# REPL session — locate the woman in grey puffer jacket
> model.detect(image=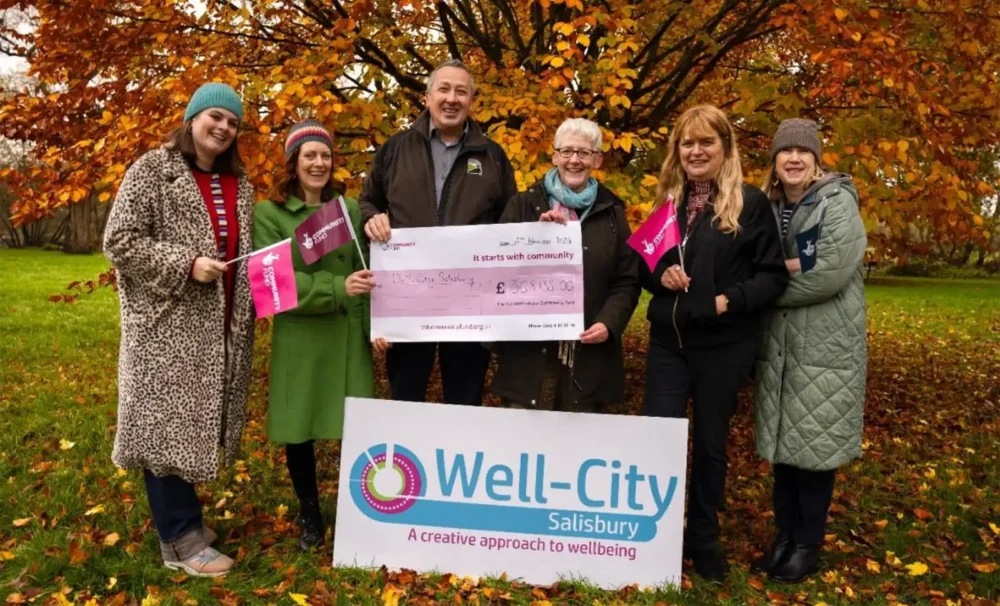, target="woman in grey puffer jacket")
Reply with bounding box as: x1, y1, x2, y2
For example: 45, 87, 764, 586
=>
752, 119, 867, 583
